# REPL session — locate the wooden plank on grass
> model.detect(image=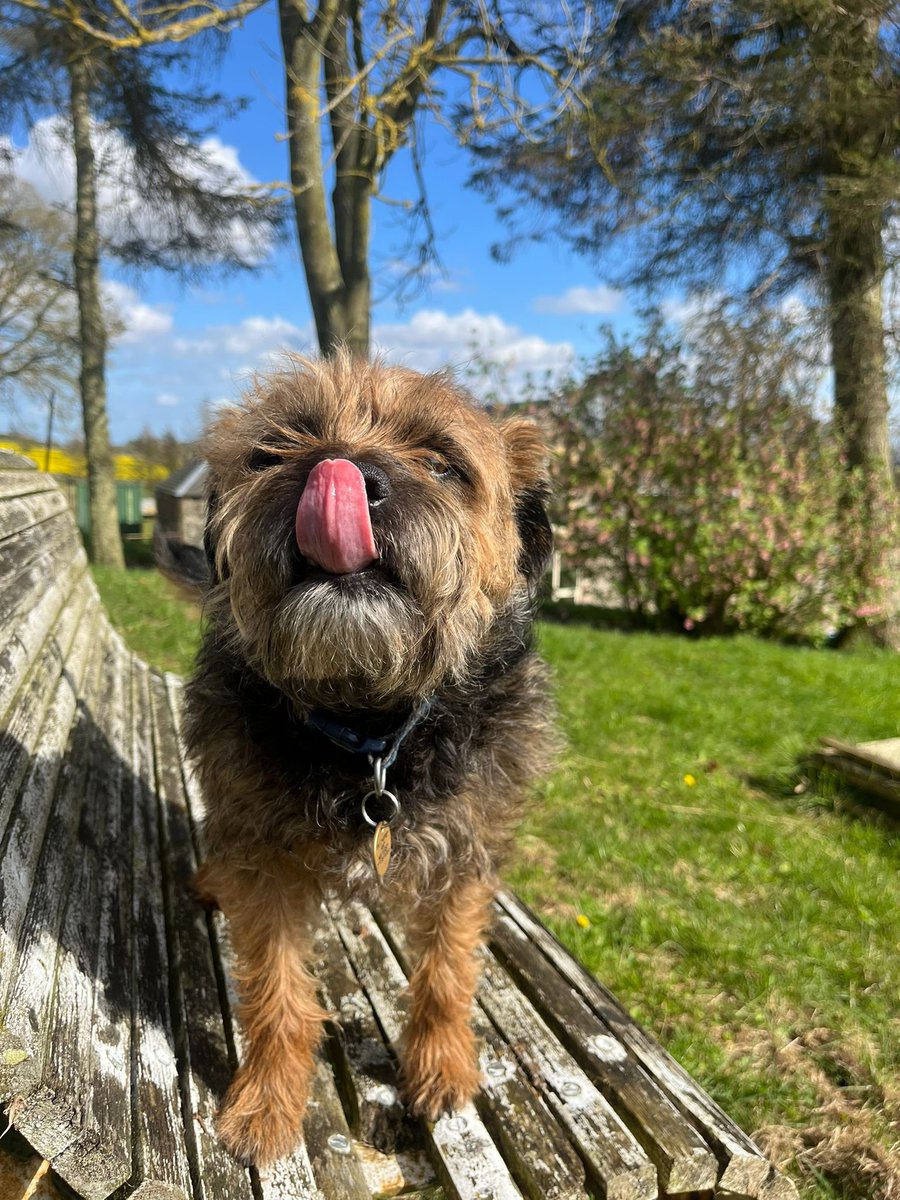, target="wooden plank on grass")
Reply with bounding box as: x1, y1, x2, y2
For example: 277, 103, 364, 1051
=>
330, 899, 525, 1200
821, 736, 900, 776
490, 909, 717, 1195
495, 891, 799, 1200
